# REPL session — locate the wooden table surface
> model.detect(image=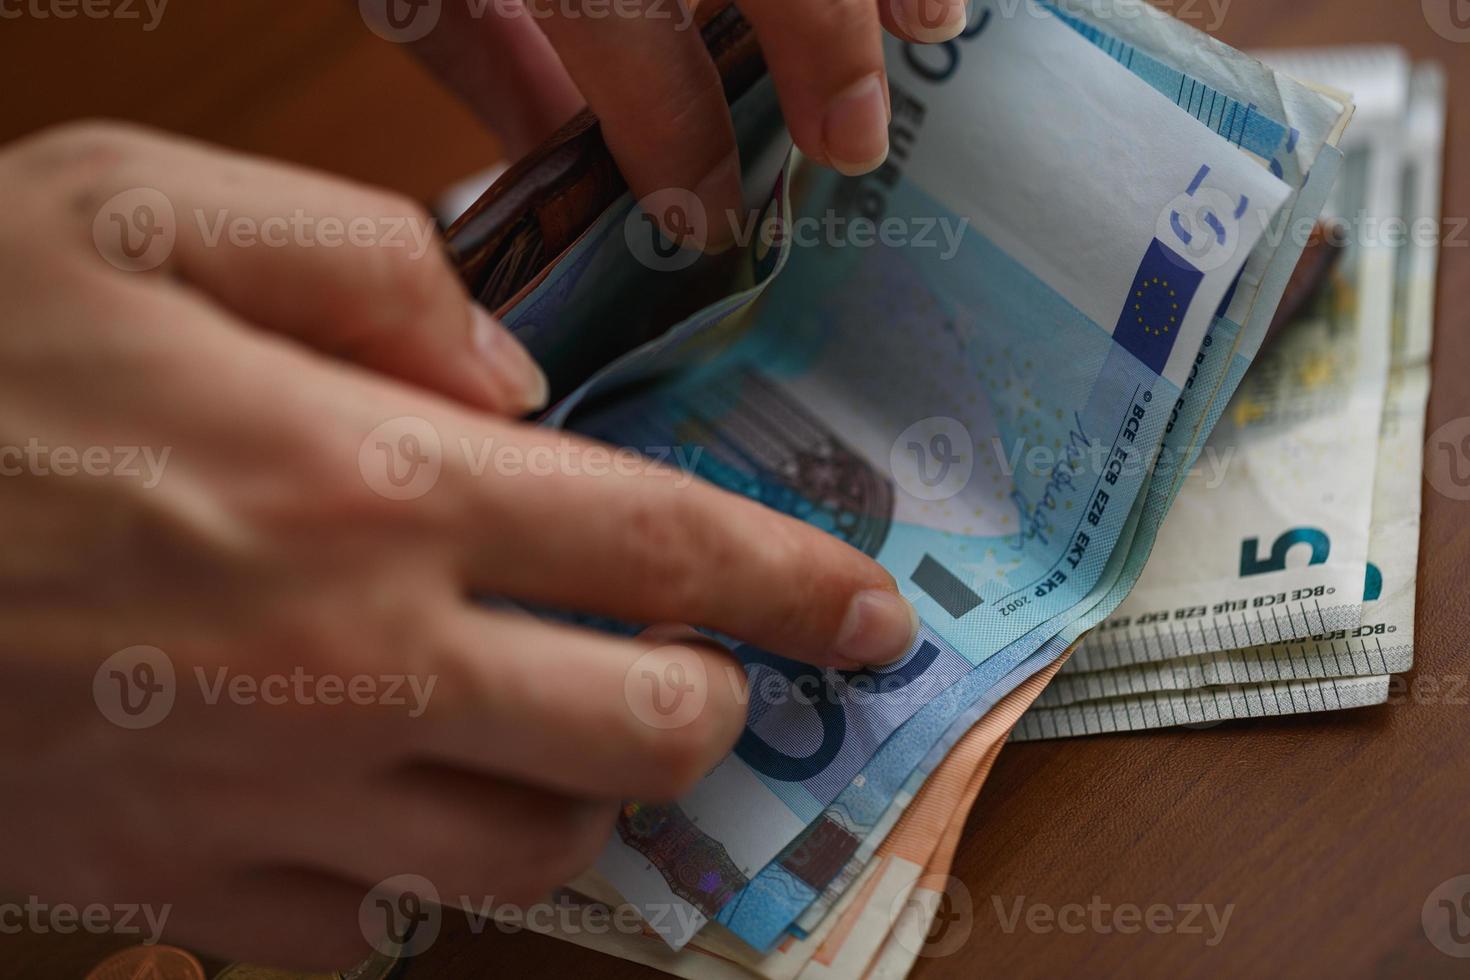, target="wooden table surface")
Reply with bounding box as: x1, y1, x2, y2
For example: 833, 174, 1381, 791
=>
2, 0, 1466, 977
